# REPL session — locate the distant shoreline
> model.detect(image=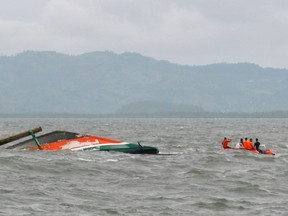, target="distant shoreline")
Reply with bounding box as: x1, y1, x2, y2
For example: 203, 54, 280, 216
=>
1, 112, 288, 118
